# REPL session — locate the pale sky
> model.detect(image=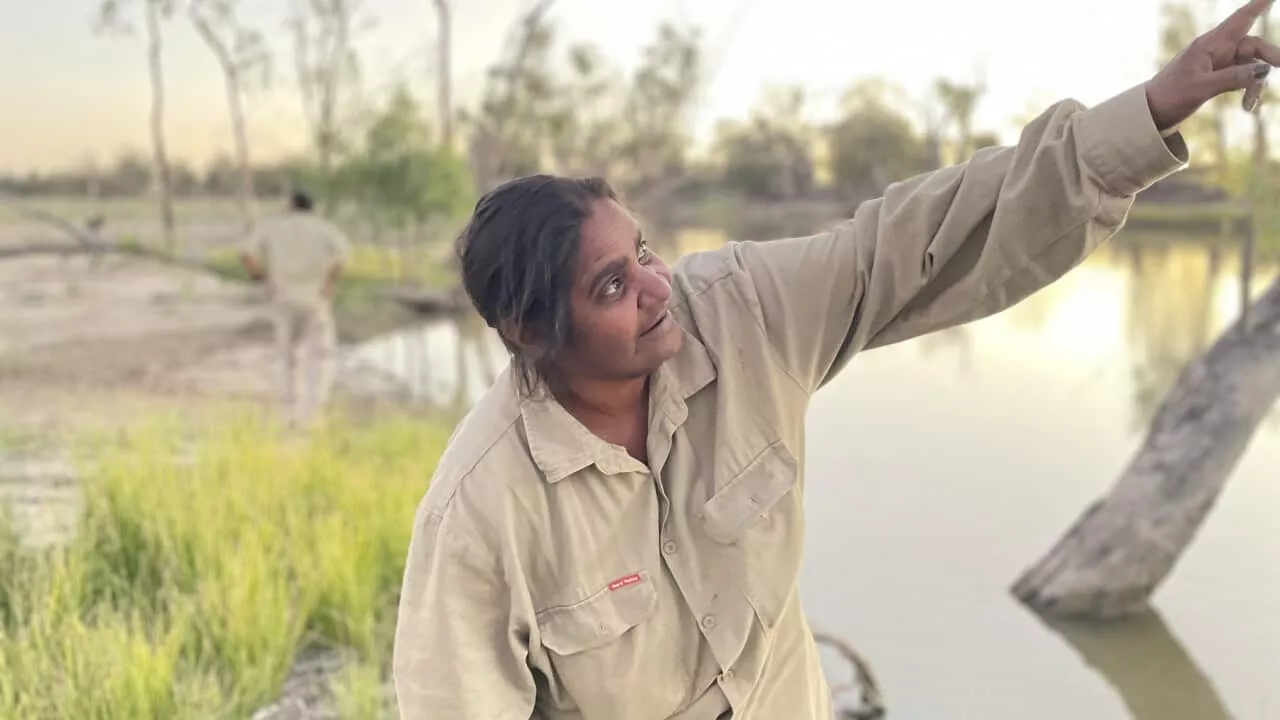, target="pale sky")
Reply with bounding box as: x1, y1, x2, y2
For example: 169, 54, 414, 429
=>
0, 0, 1189, 172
